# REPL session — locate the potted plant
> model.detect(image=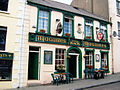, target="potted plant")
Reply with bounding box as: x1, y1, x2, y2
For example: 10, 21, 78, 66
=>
56, 64, 66, 72
40, 29, 45, 33
102, 39, 105, 41
65, 33, 71, 37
